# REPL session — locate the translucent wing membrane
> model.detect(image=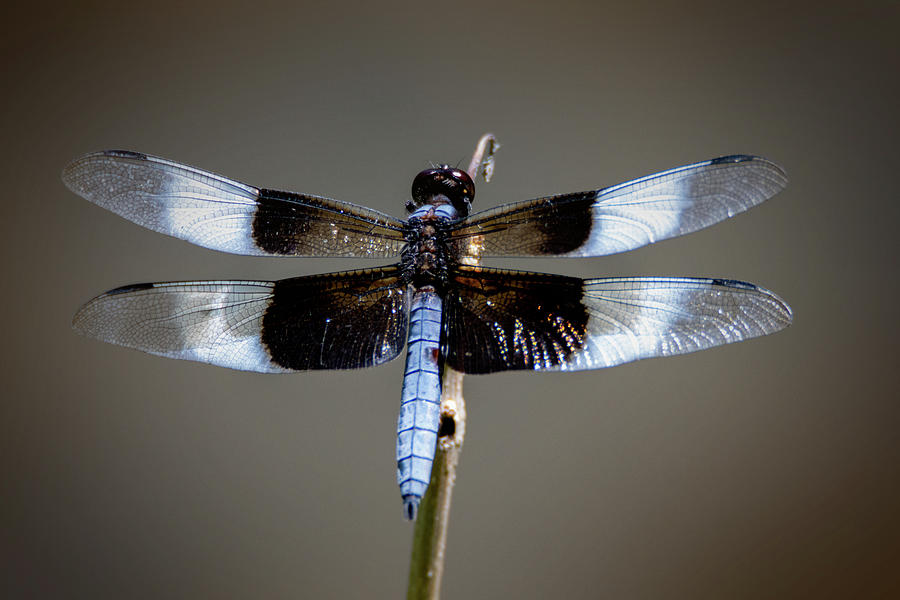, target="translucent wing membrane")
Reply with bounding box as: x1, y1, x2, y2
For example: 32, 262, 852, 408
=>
73, 267, 410, 372
62, 150, 407, 257
445, 266, 792, 374
450, 155, 787, 258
